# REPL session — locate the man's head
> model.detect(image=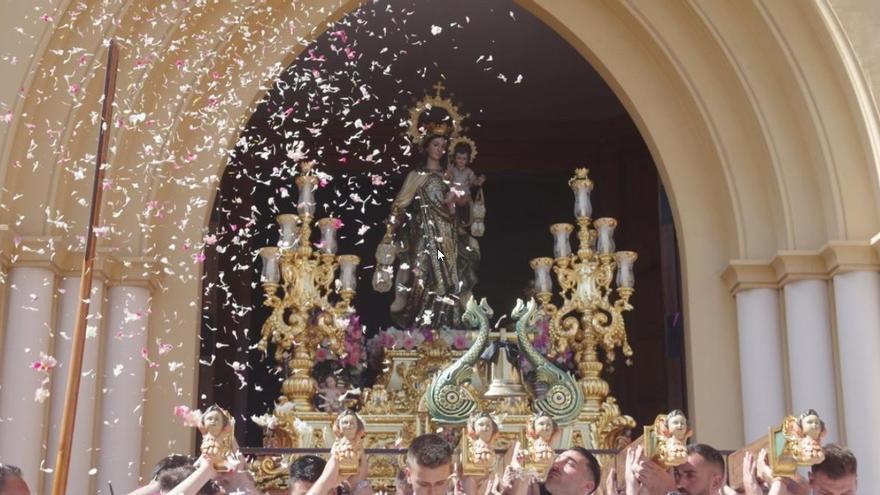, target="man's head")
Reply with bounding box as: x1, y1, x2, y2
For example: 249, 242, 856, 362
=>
158, 465, 219, 495
543, 447, 600, 495
151, 454, 195, 481
809, 444, 857, 495
289, 455, 327, 495
405, 433, 454, 495
0, 464, 29, 495
673, 444, 724, 495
